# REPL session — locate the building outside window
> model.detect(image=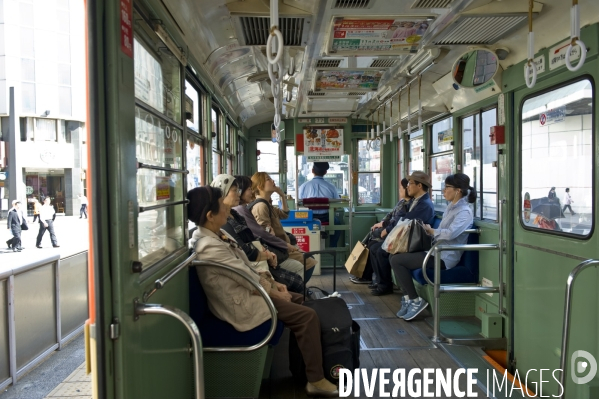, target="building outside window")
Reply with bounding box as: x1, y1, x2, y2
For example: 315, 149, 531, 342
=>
429, 118, 454, 212
357, 139, 380, 205
211, 108, 222, 180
